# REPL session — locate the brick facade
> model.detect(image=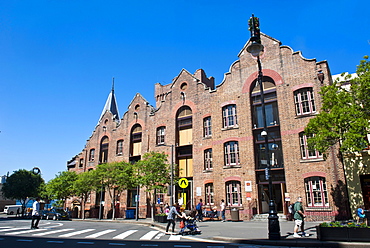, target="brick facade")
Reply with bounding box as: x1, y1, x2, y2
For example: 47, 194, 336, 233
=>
66, 33, 346, 221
